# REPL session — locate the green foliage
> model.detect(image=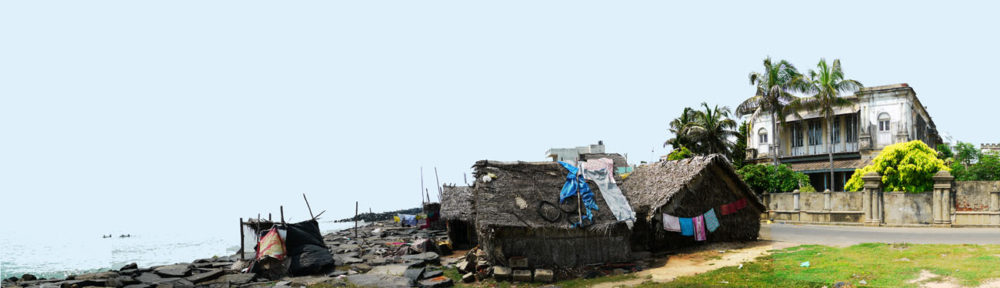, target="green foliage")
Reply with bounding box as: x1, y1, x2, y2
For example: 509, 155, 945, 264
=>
954, 141, 979, 167
737, 163, 813, 194
844, 141, 949, 193
937, 144, 954, 159
953, 152, 1000, 181
666, 146, 693, 161
731, 121, 749, 169
665, 103, 739, 162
